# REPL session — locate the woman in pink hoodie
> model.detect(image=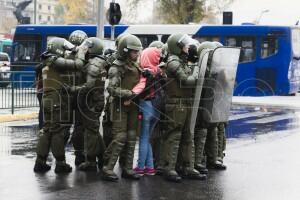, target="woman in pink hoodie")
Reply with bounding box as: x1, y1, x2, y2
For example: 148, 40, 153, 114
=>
132, 47, 161, 176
